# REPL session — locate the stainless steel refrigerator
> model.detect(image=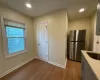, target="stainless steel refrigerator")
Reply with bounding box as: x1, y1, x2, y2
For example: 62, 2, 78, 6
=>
69, 30, 86, 62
